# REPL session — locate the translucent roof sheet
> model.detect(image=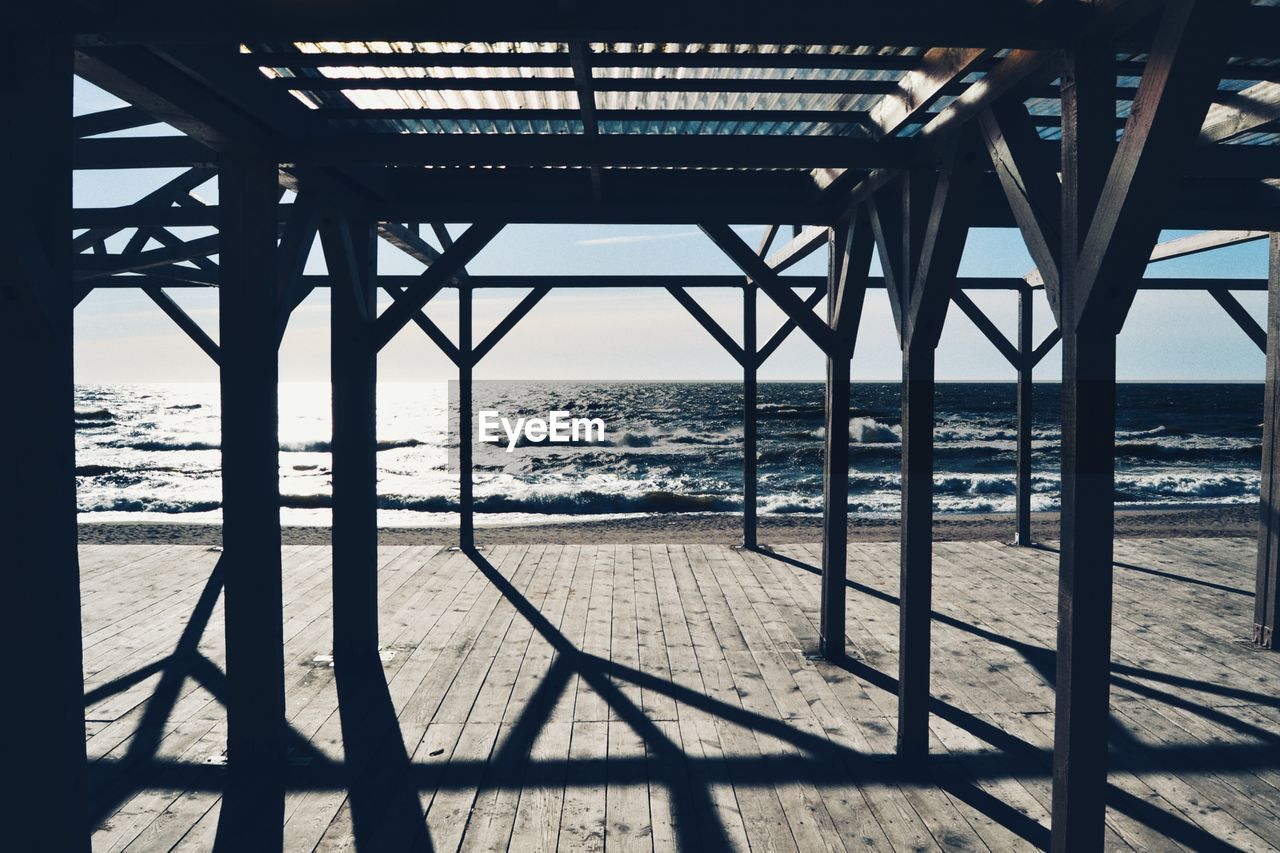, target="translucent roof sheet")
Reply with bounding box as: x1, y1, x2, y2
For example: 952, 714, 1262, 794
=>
236, 40, 1278, 153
